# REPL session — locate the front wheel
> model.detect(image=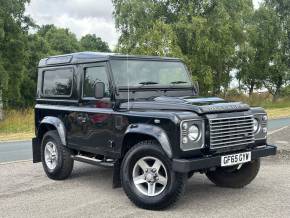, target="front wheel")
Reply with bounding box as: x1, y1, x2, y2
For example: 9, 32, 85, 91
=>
121, 141, 186, 210
206, 159, 260, 188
